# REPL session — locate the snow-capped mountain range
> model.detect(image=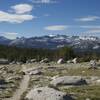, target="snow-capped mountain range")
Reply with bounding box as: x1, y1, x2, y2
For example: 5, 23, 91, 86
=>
0, 35, 100, 52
